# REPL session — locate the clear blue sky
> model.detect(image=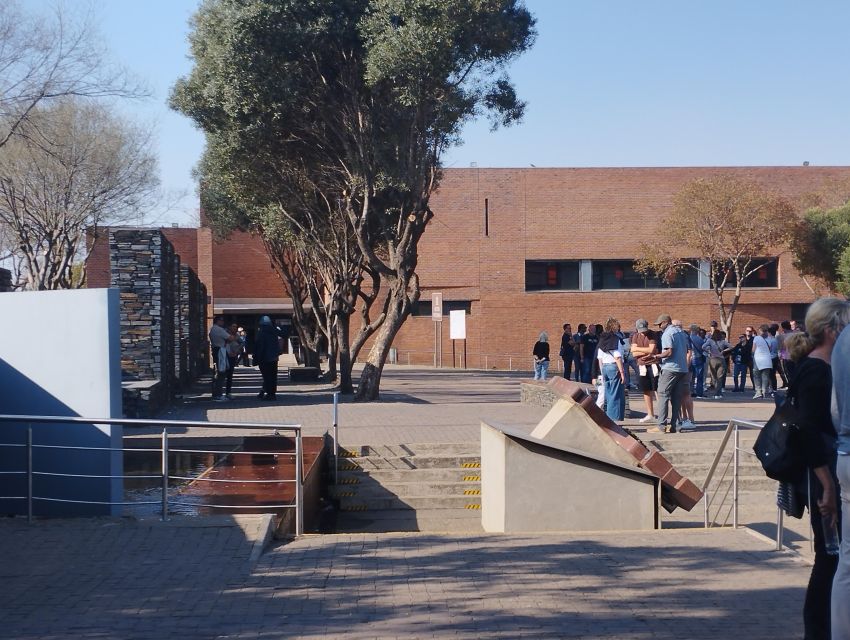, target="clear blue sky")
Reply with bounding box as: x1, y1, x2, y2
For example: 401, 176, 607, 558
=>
41, 0, 850, 225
